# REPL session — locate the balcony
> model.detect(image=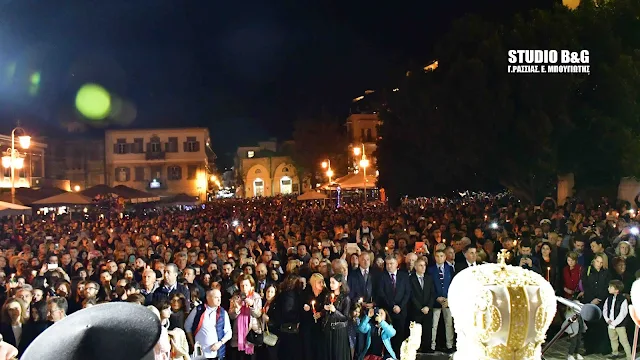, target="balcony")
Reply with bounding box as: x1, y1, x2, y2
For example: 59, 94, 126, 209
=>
145, 151, 165, 160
